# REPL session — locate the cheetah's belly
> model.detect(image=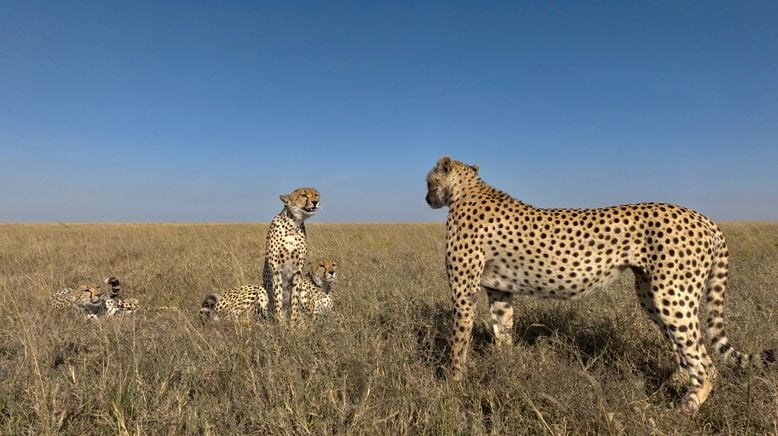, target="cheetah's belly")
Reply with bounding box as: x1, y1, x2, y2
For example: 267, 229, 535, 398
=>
480, 262, 624, 300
